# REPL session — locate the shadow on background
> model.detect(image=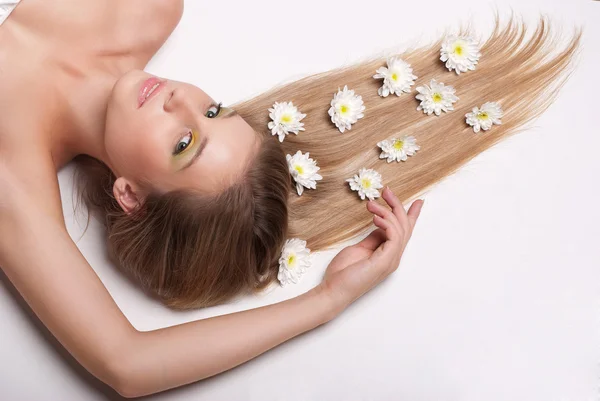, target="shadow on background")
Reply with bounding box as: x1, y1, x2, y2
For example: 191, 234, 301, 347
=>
0, 269, 126, 400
